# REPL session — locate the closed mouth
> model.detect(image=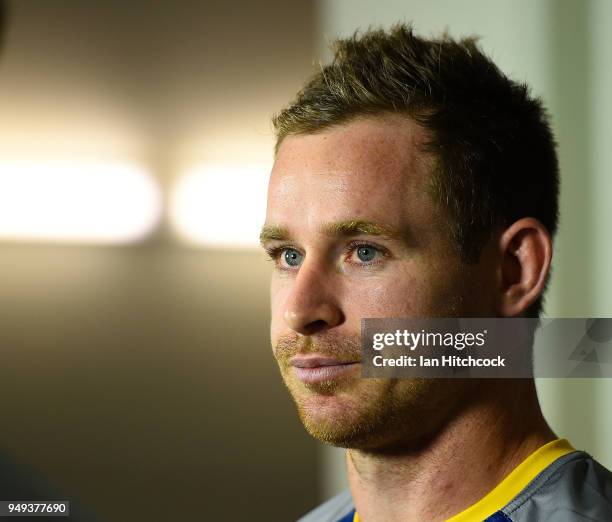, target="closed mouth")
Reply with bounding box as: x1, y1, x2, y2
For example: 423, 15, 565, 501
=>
289, 356, 361, 384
